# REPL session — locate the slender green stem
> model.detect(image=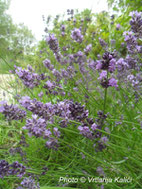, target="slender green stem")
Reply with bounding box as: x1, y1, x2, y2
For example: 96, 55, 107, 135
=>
103, 86, 108, 115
